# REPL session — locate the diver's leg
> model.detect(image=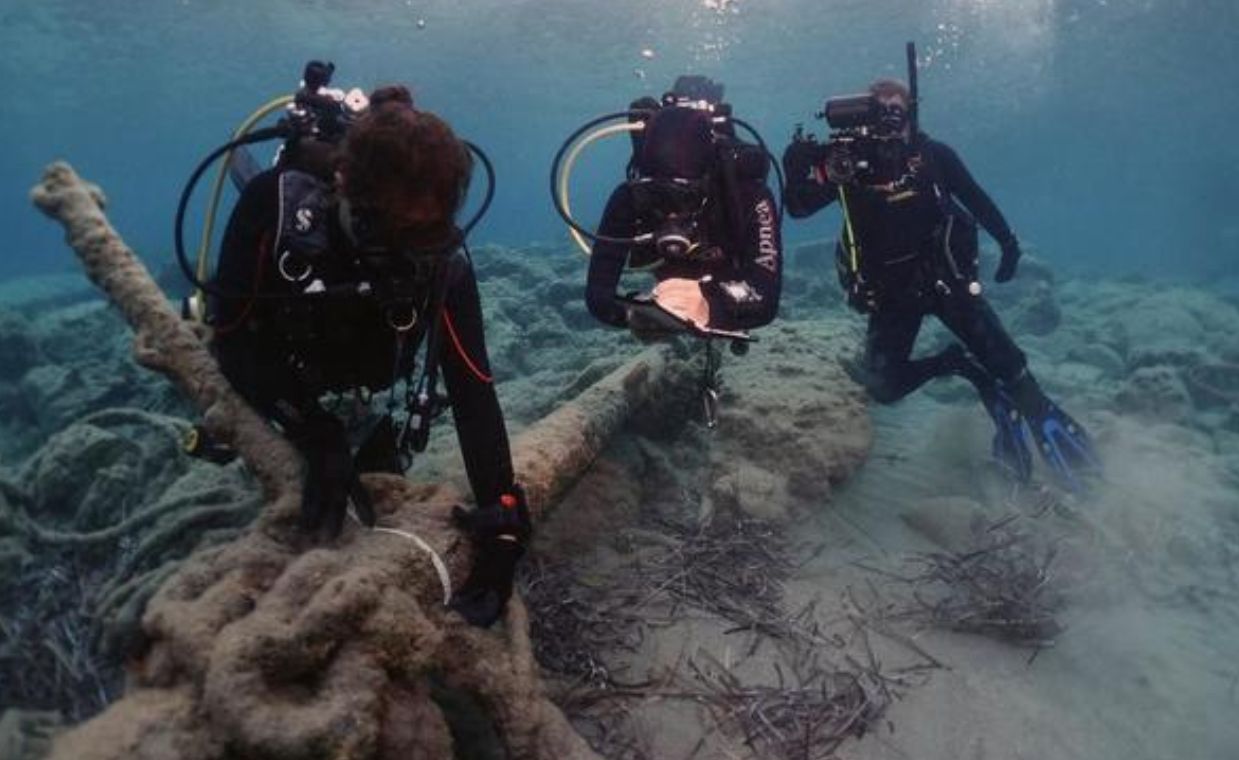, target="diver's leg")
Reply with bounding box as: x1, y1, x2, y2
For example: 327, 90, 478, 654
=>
934, 295, 1026, 387
846, 307, 958, 404
938, 295, 1098, 488
907, 295, 1032, 481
